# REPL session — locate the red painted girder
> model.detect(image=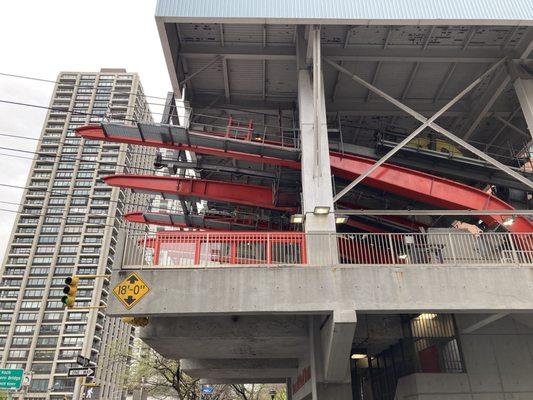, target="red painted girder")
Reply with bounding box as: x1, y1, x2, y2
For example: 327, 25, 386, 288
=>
338, 200, 428, 232
103, 175, 296, 212
125, 211, 281, 231
79, 125, 532, 233
77, 125, 300, 169
345, 219, 387, 233
329, 152, 533, 233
